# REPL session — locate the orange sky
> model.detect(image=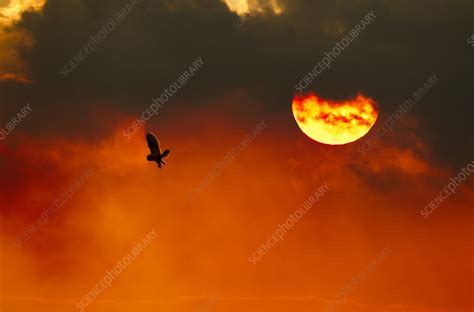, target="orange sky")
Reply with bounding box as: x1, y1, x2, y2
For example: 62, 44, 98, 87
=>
0, 0, 472, 310
0, 109, 472, 312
